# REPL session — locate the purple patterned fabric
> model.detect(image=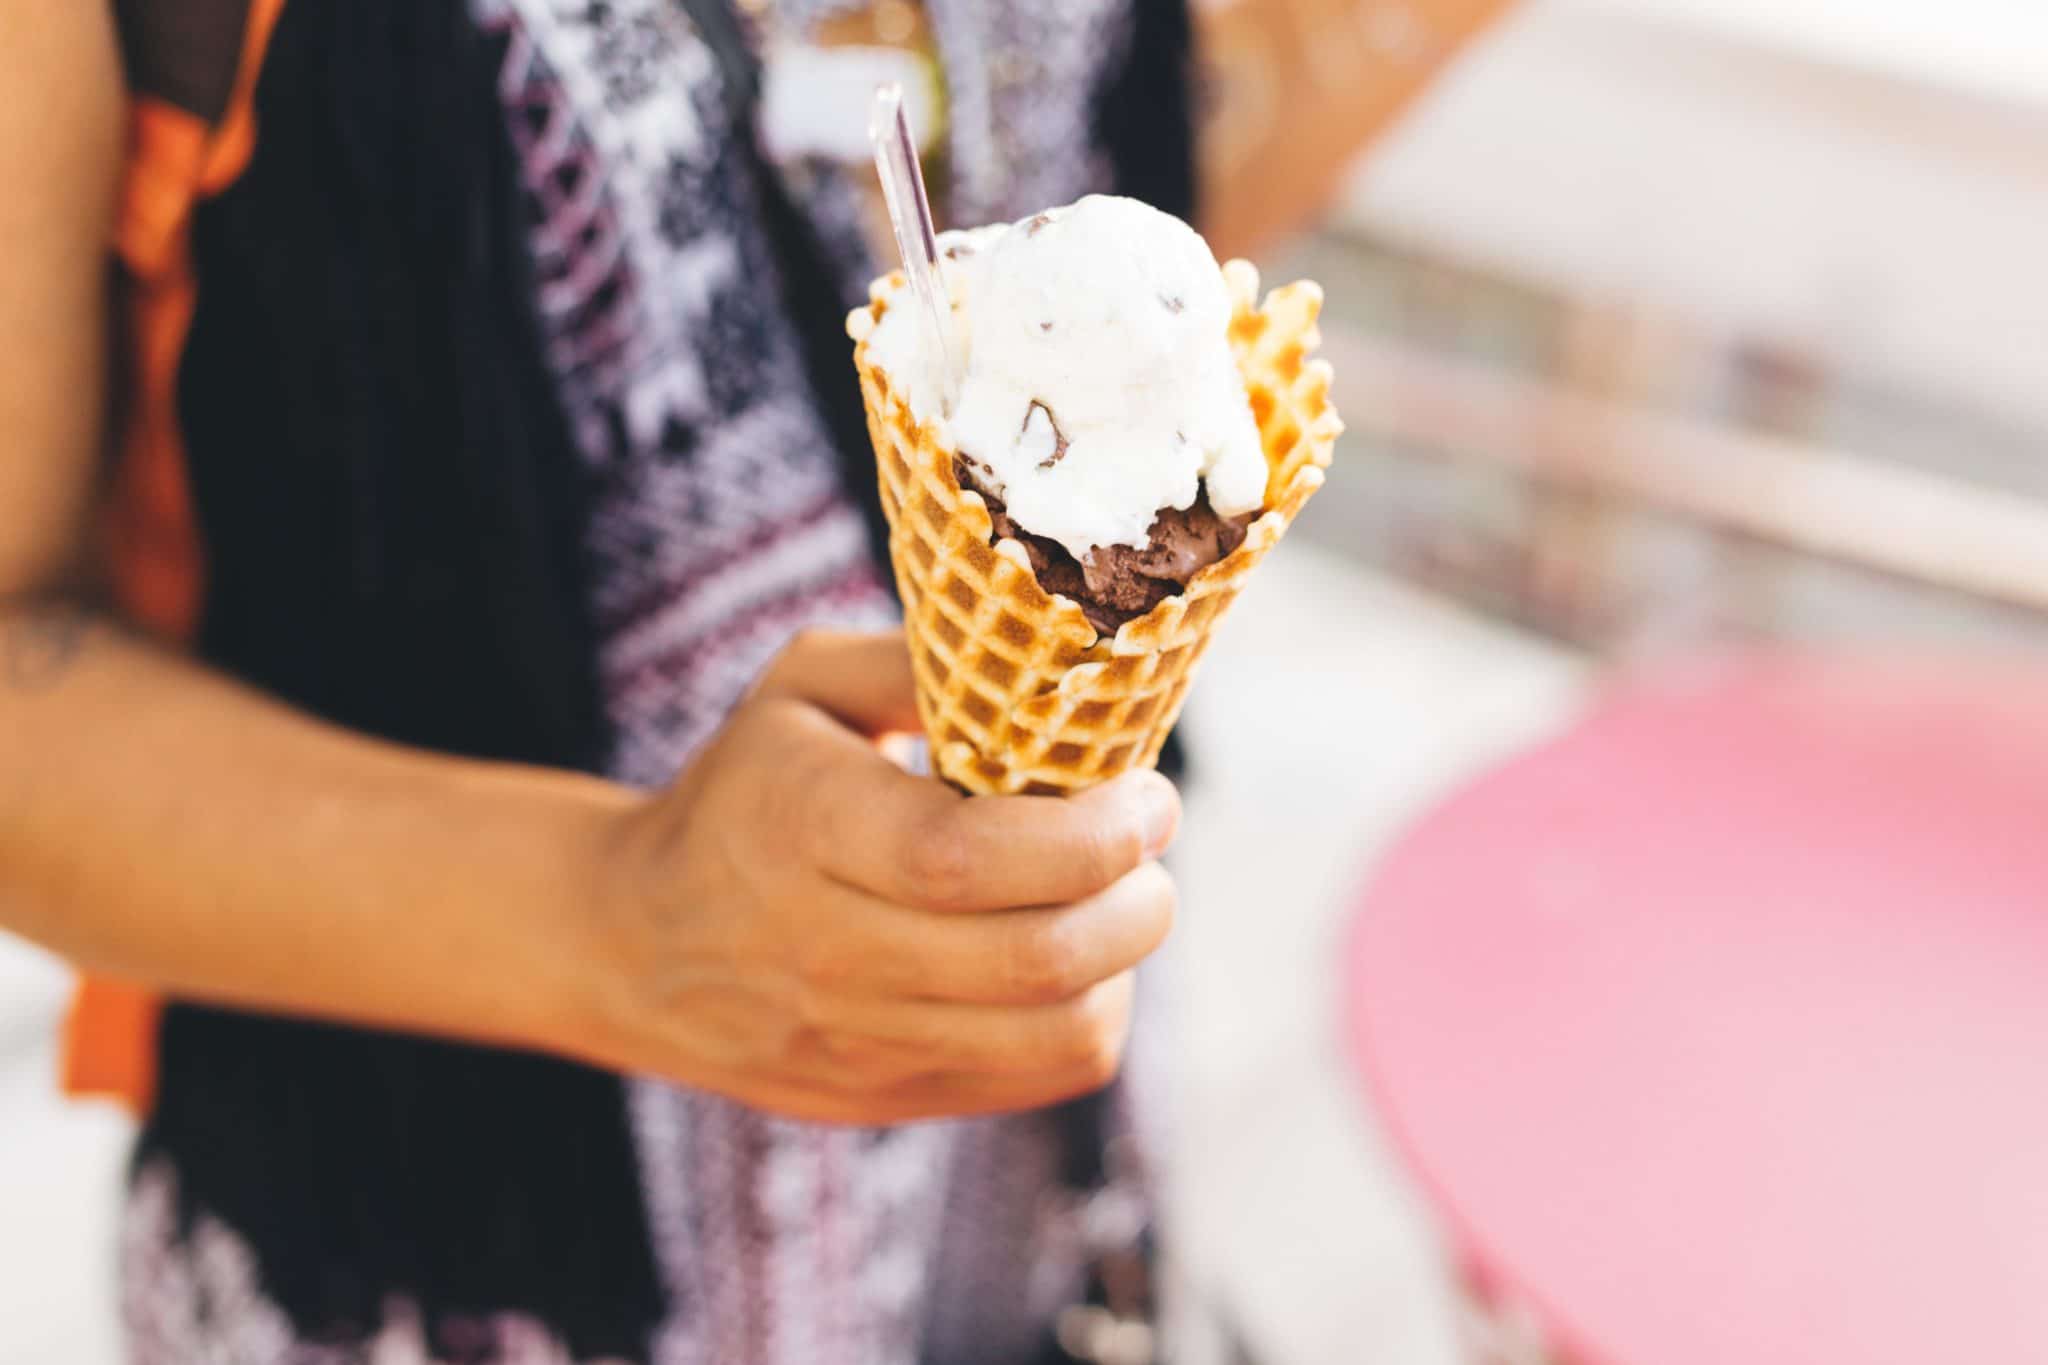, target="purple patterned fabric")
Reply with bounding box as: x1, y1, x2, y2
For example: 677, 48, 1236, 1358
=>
123, 2, 1151, 1361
